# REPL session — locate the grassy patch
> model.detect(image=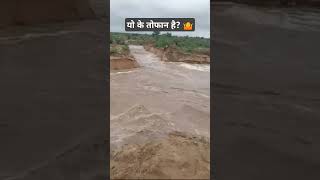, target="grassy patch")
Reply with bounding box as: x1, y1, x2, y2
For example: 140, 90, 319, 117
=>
110, 44, 129, 56
110, 32, 209, 55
